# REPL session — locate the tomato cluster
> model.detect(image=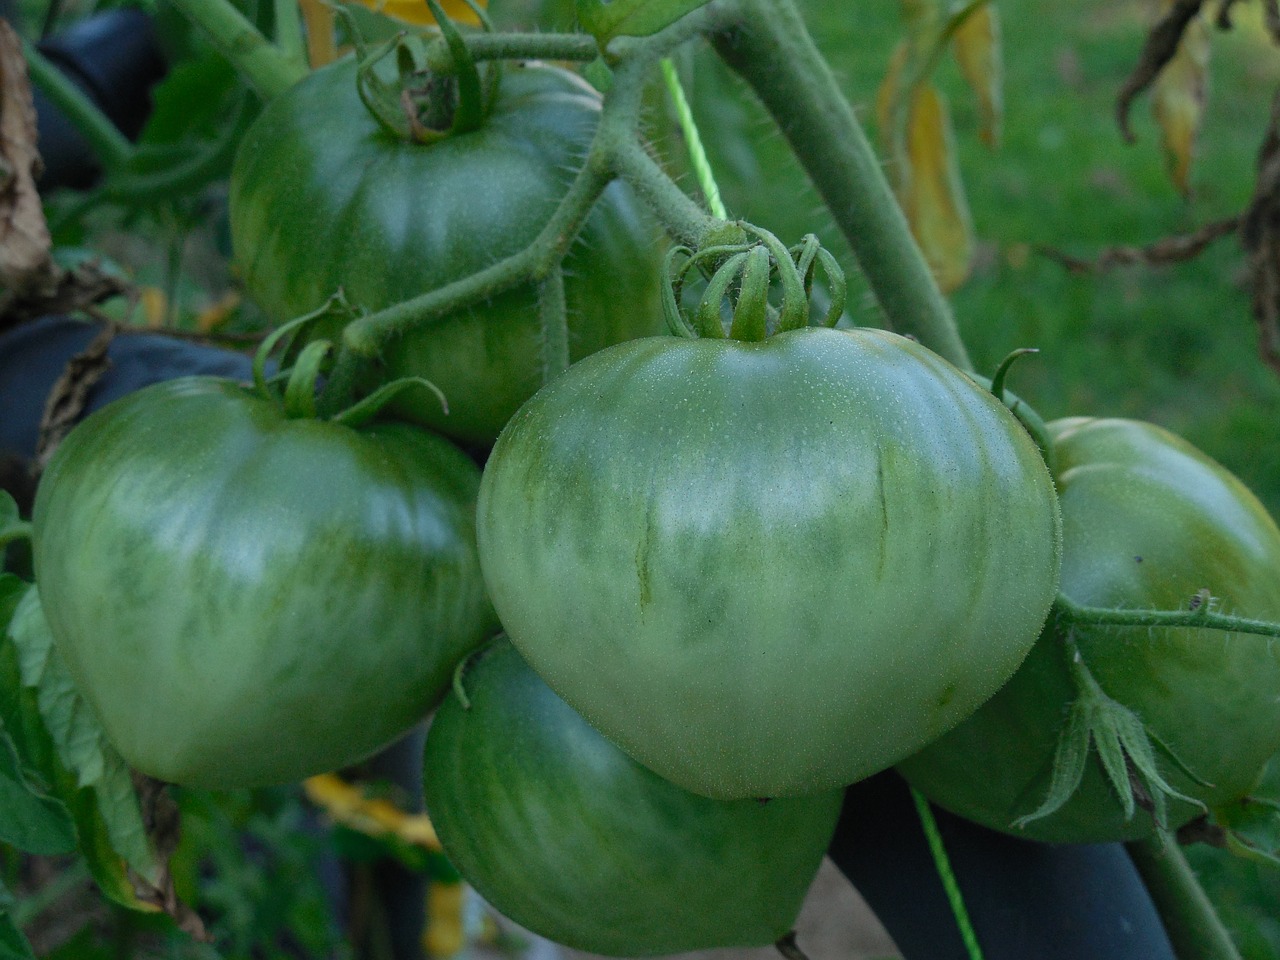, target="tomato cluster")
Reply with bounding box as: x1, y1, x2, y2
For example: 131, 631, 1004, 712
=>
25, 34, 1280, 957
